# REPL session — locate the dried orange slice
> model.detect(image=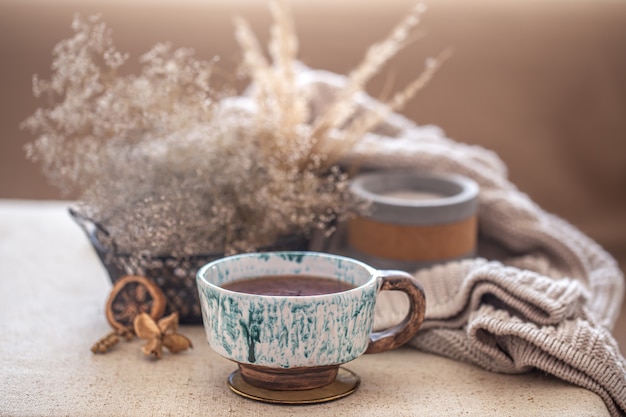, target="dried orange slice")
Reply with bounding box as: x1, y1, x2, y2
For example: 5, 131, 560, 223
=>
105, 275, 166, 332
